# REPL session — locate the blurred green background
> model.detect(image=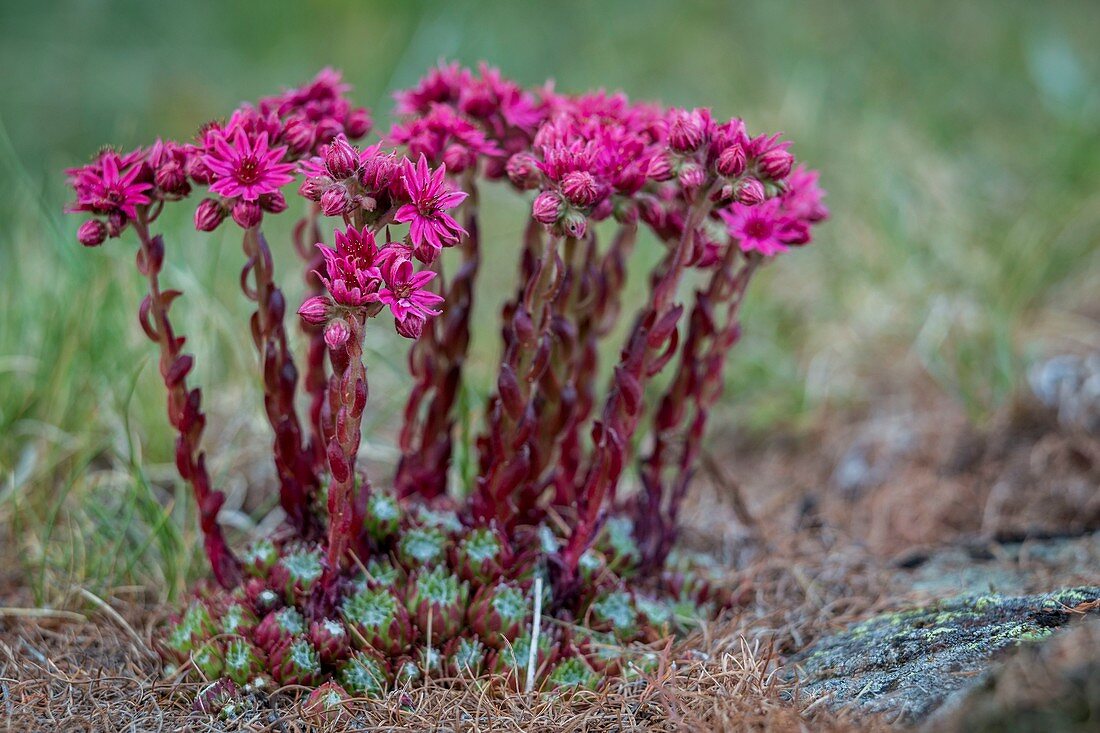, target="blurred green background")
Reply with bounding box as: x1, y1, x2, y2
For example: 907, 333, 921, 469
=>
1, 0, 1098, 602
